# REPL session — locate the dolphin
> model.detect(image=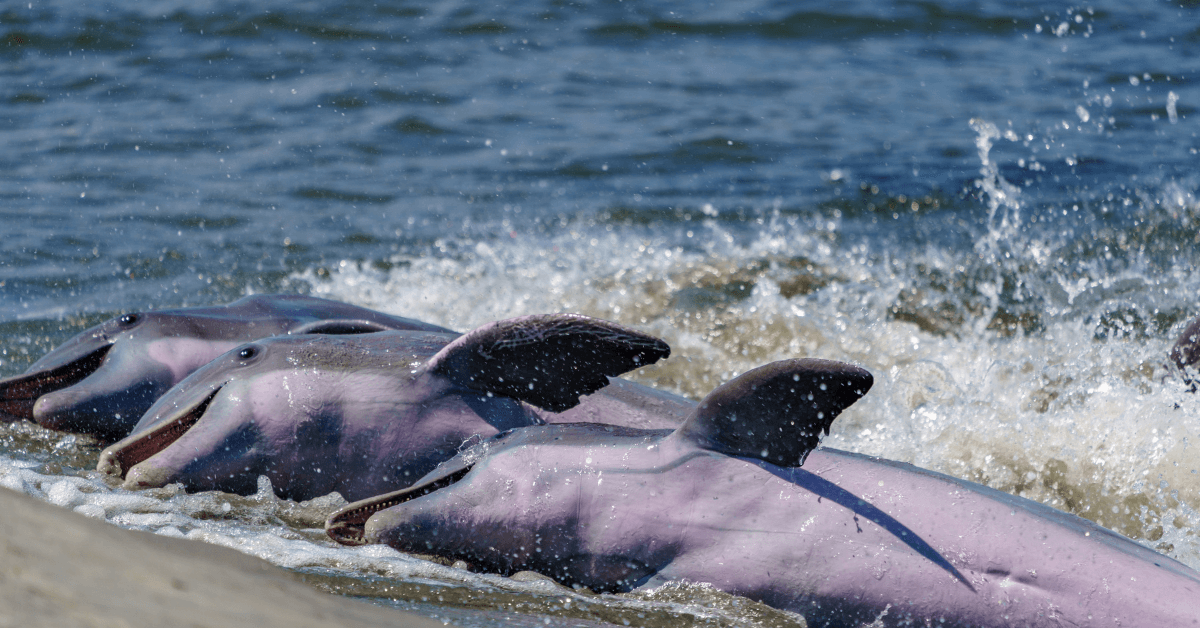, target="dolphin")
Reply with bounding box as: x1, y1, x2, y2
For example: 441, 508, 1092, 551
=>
97, 314, 685, 502
335, 359, 1200, 627
1170, 315, 1200, 391
0, 295, 451, 441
